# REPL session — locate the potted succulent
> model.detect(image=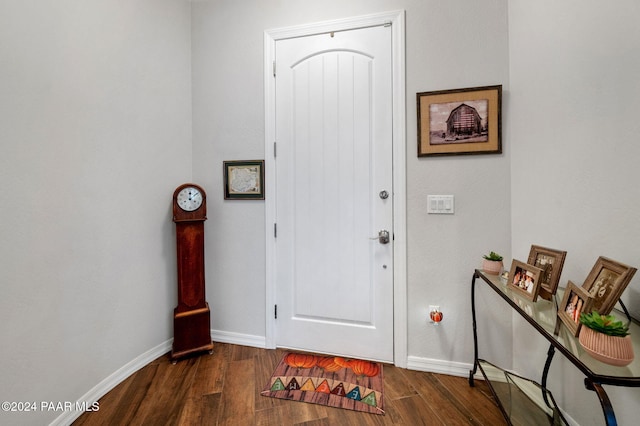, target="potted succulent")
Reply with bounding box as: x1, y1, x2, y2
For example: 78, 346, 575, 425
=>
482, 251, 504, 275
578, 311, 634, 366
